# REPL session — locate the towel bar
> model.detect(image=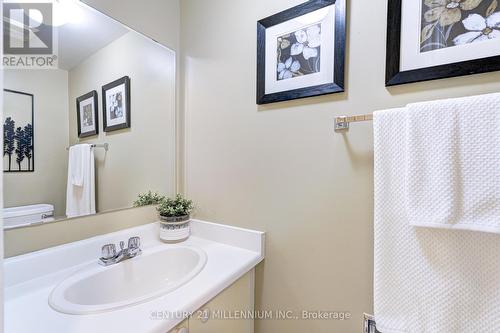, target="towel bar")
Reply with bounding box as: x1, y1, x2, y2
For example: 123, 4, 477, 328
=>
66, 143, 109, 151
